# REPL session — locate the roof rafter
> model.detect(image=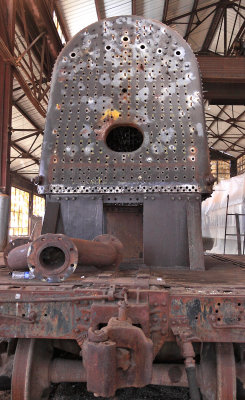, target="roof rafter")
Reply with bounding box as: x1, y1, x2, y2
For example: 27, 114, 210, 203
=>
201, 0, 225, 52
184, 0, 199, 41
